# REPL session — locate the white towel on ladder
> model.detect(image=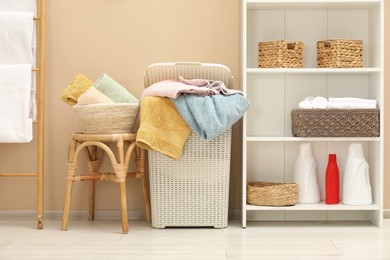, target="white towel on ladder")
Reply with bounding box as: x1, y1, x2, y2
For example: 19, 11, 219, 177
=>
0, 12, 34, 64
0, 0, 36, 13
0, 11, 36, 119
0, 65, 32, 143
